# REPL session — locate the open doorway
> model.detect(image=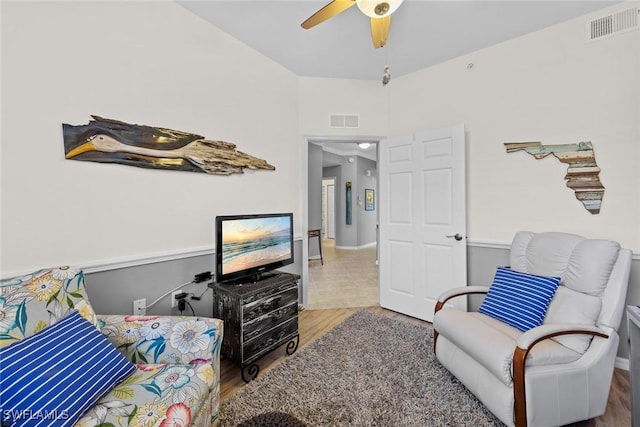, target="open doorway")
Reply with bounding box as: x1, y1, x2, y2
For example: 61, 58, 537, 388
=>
322, 178, 336, 240
306, 138, 380, 310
